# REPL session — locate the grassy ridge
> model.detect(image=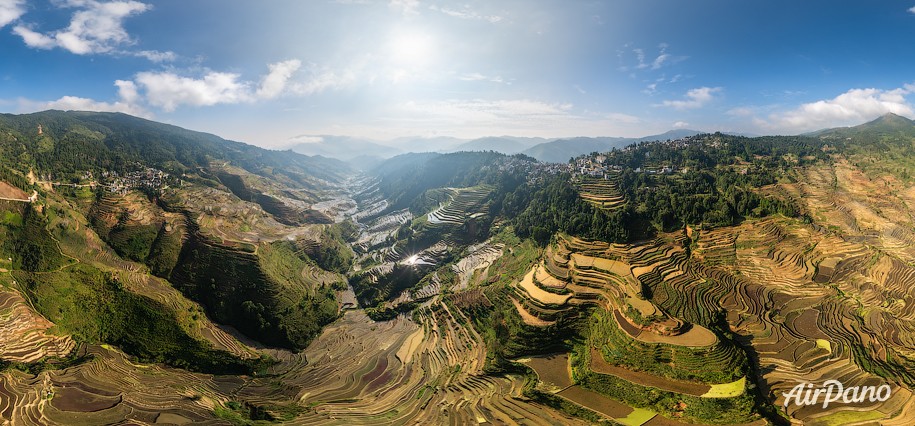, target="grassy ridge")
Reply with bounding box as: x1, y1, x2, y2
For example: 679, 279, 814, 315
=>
2, 204, 66, 272
589, 310, 747, 384
571, 343, 758, 424
107, 223, 160, 262
14, 264, 265, 375
146, 219, 186, 277
171, 237, 340, 350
